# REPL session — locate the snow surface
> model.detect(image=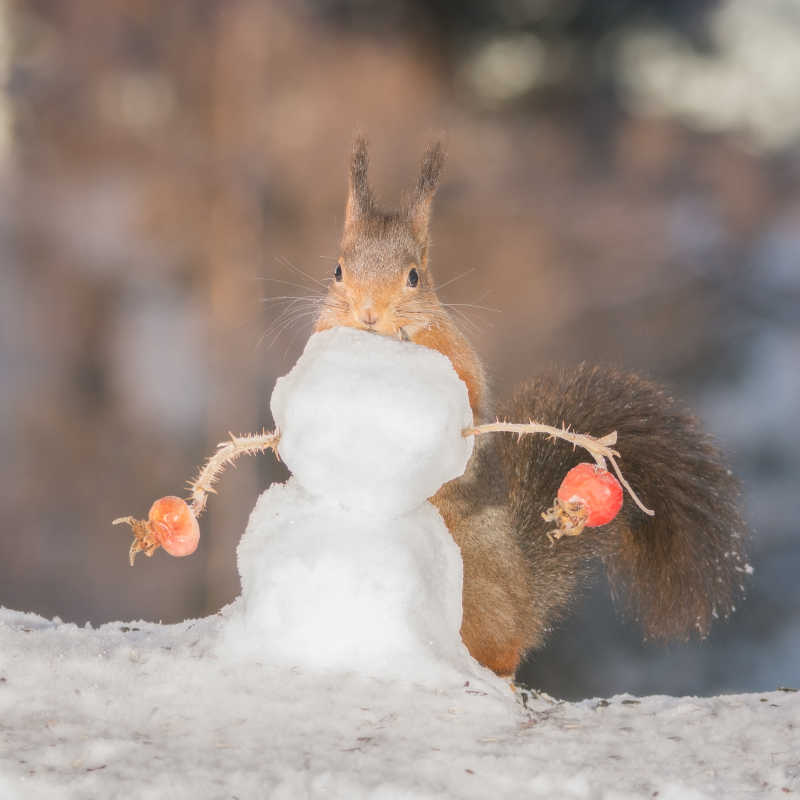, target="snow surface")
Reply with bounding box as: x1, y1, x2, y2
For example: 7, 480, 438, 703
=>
1, 609, 799, 799
2, 327, 798, 797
